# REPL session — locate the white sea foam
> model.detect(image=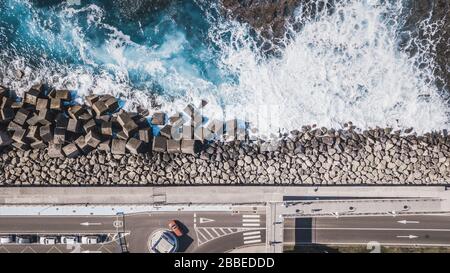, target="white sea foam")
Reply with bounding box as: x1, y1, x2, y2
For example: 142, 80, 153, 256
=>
1, 0, 448, 135
205, 0, 449, 135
